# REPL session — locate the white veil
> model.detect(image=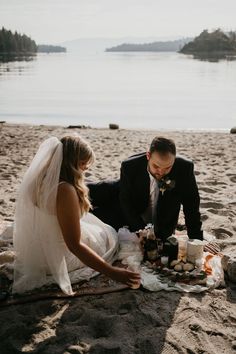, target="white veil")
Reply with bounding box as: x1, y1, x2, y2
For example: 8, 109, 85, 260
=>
13, 137, 73, 295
